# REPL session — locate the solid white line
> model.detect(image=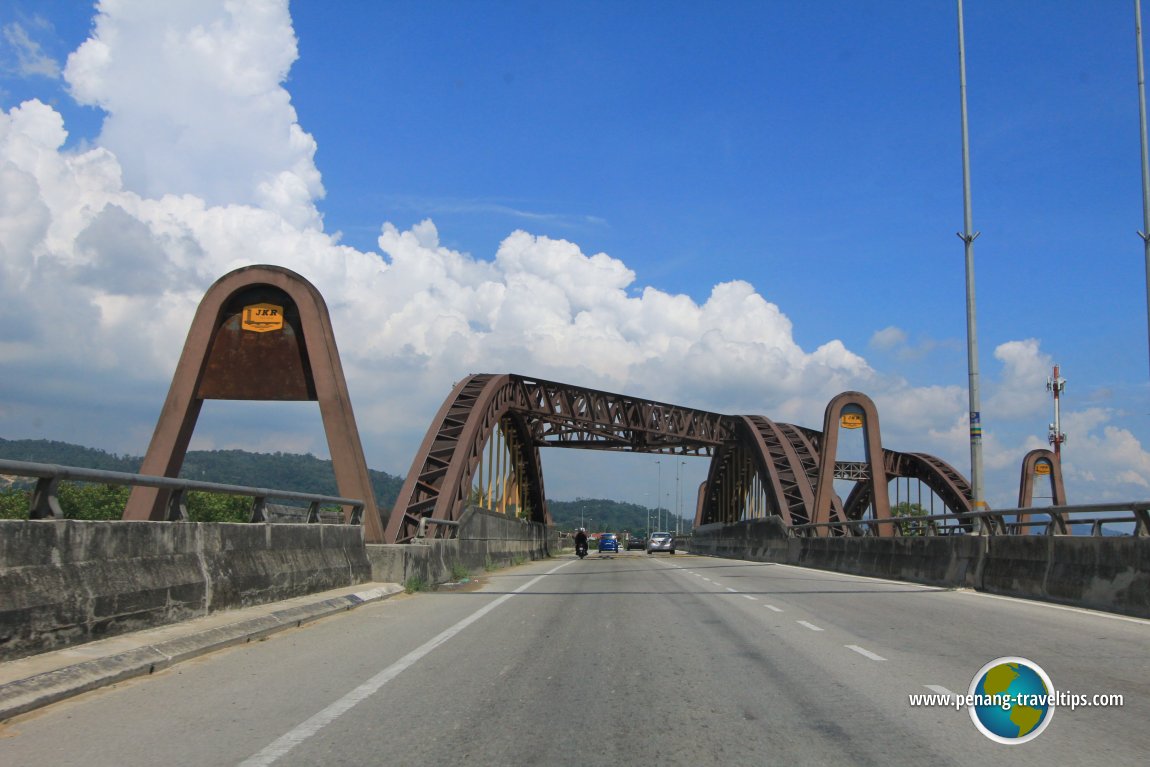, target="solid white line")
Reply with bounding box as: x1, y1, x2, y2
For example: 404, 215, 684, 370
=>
764, 605, 784, 613
238, 562, 572, 766
952, 589, 1150, 625
845, 644, 887, 661
796, 620, 823, 632
763, 562, 943, 590
925, 685, 955, 696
